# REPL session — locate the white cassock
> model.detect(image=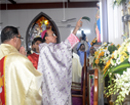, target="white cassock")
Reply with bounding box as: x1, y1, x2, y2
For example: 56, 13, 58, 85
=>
72, 52, 82, 83
38, 34, 79, 105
